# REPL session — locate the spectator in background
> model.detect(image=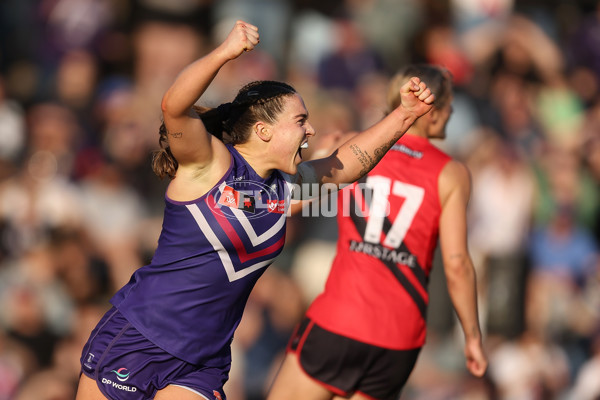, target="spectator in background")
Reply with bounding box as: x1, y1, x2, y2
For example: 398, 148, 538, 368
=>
487, 327, 571, 400
0, 330, 36, 400
0, 76, 25, 168
467, 133, 536, 340
526, 192, 599, 380
0, 150, 84, 258
567, 324, 600, 400
13, 368, 76, 400
25, 102, 82, 178
533, 143, 599, 238
317, 15, 384, 93
54, 50, 99, 113
211, 0, 293, 74
529, 201, 598, 287
0, 242, 75, 369
581, 109, 600, 243
567, 2, 600, 106
130, 17, 206, 145
77, 155, 146, 291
